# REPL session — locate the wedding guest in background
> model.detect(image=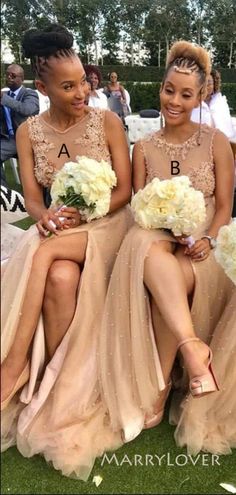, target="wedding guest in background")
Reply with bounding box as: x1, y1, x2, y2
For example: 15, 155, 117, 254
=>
84, 64, 108, 109
104, 71, 130, 122
1, 64, 39, 186
191, 68, 235, 139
